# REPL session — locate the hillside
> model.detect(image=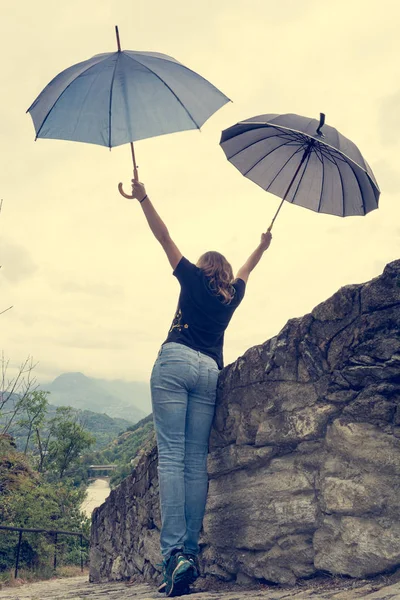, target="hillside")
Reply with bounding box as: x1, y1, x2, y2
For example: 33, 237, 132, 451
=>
97, 413, 154, 487
39, 372, 150, 422
46, 405, 134, 450
1, 396, 134, 452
